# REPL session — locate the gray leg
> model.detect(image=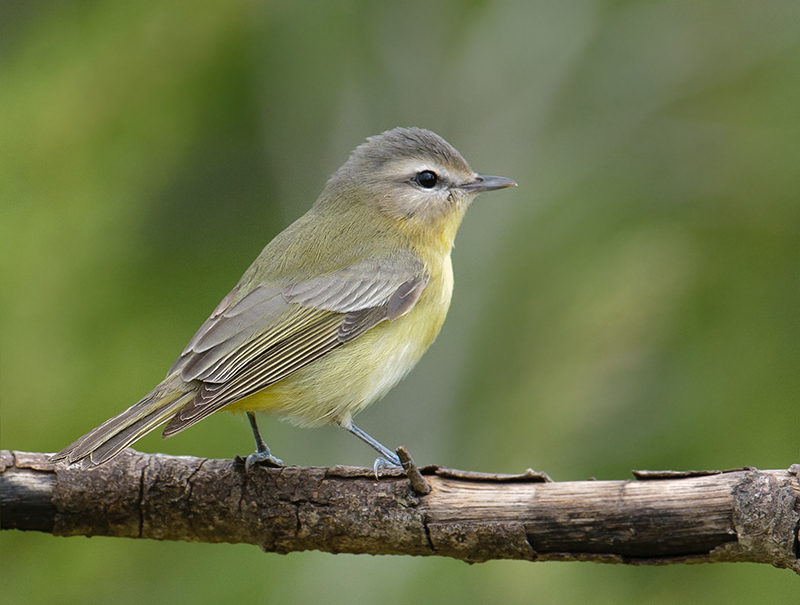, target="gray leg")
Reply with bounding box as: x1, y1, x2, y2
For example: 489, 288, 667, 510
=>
245, 412, 283, 469
339, 420, 401, 473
